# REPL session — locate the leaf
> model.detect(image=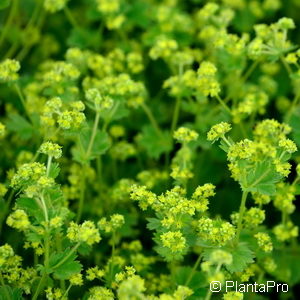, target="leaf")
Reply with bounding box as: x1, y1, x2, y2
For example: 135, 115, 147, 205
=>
49, 249, 82, 280
226, 242, 255, 273
202, 242, 254, 273
0, 0, 10, 10
67, 28, 101, 49
48, 163, 60, 179
126, 0, 151, 28
72, 128, 111, 163
6, 114, 34, 140
243, 161, 282, 195
0, 286, 23, 300
273, 247, 300, 284
288, 107, 300, 147
138, 125, 172, 159
47, 188, 65, 207
146, 218, 161, 231
16, 197, 44, 222
174, 266, 206, 290
97, 98, 129, 122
